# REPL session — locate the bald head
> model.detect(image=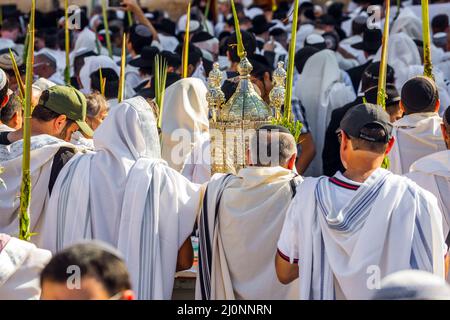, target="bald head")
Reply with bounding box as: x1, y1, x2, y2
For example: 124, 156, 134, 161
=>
248, 126, 297, 169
